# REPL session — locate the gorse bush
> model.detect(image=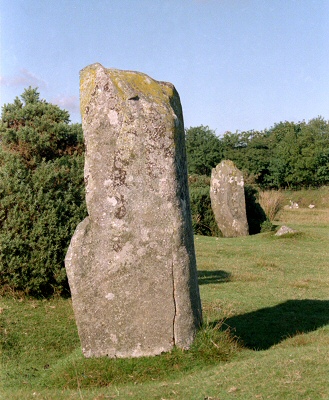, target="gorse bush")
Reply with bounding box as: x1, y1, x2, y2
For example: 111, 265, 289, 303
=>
0, 87, 87, 297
